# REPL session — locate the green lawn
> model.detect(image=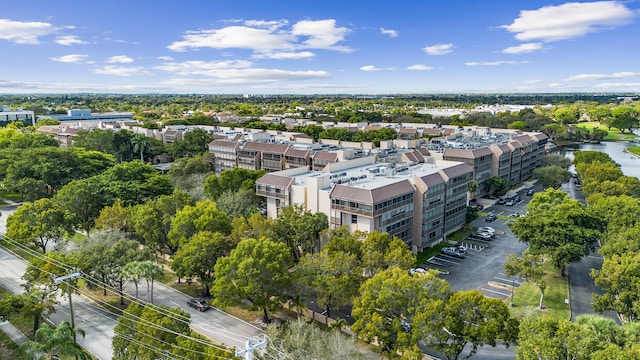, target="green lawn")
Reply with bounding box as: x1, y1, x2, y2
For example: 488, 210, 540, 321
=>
509, 261, 570, 321
0, 191, 22, 202
628, 146, 640, 156
576, 121, 638, 141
